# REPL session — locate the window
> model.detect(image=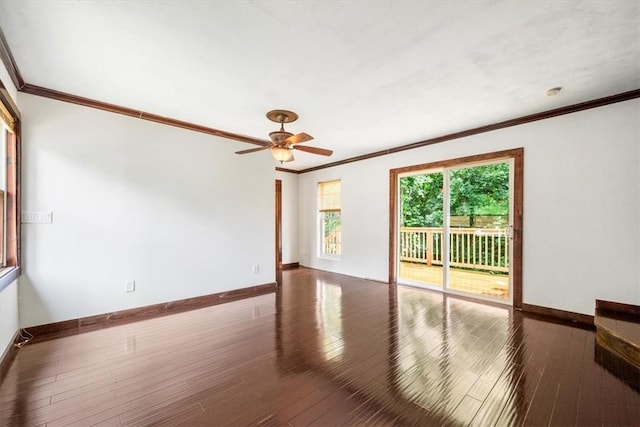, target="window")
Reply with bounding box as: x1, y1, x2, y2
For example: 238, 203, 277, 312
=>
318, 180, 341, 257
0, 89, 19, 271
